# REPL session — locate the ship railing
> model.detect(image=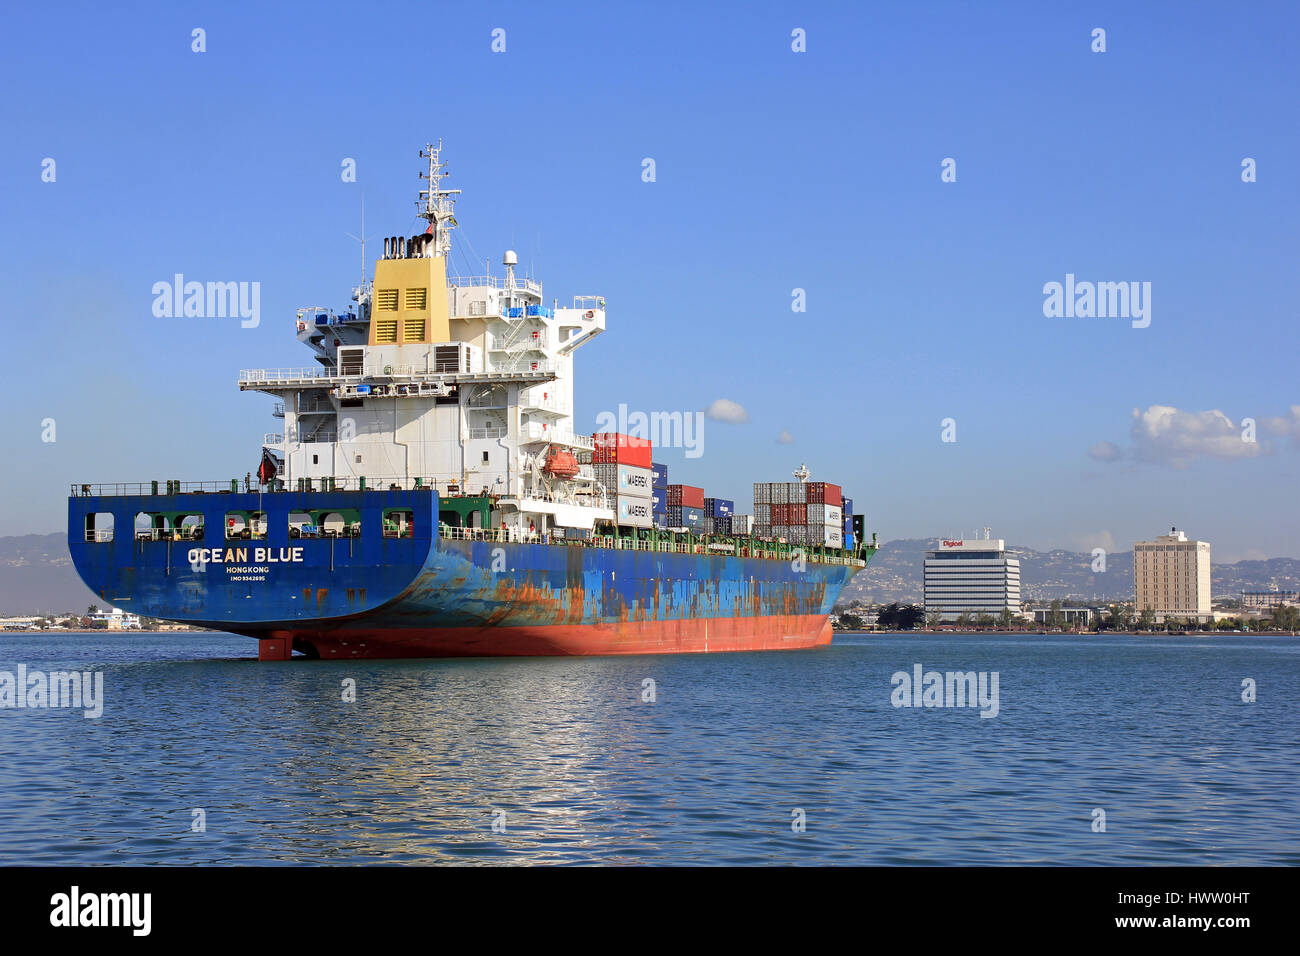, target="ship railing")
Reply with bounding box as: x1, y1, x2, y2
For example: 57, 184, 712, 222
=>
467, 427, 508, 439
448, 275, 544, 295
135, 527, 207, 542
519, 424, 594, 449
435, 523, 869, 565
488, 332, 549, 351
240, 367, 330, 383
